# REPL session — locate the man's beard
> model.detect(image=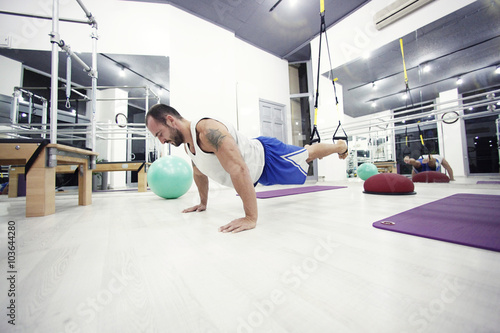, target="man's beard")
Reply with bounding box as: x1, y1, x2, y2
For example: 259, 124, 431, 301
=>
170, 127, 184, 147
